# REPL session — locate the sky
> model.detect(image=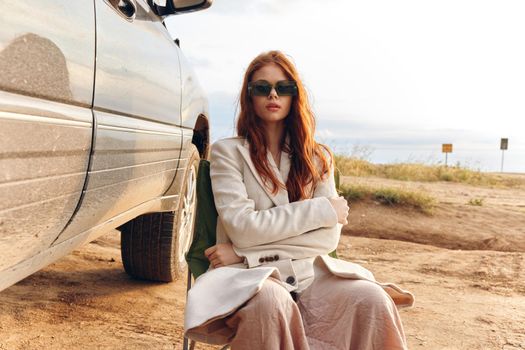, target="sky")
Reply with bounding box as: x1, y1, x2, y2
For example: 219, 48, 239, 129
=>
166, 0, 525, 173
